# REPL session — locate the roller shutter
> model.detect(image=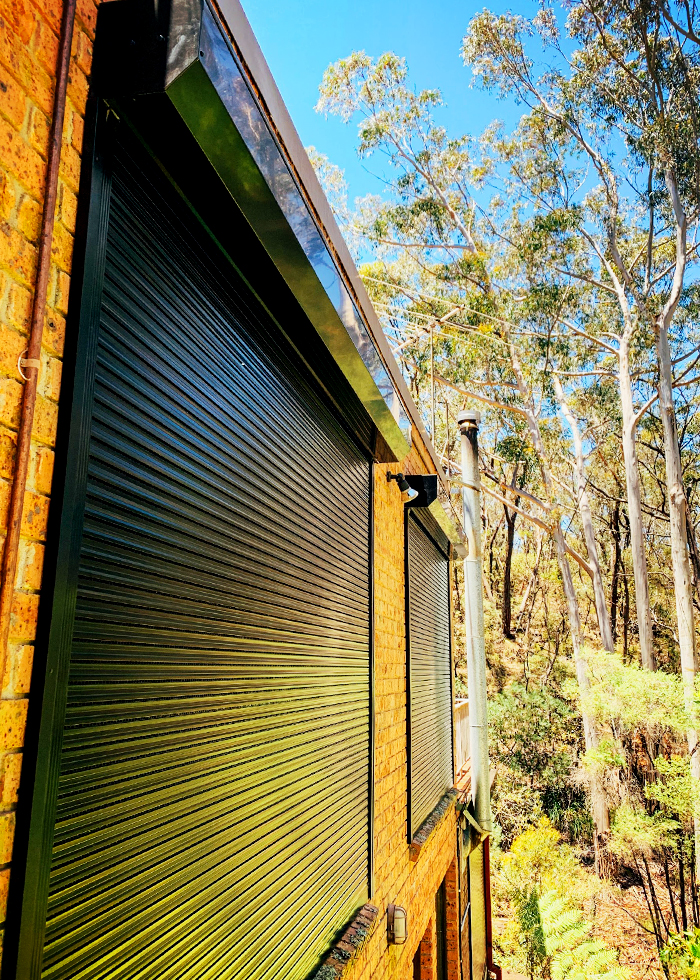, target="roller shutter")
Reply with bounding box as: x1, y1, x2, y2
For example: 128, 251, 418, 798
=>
40, 128, 371, 980
407, 516, 453, 837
